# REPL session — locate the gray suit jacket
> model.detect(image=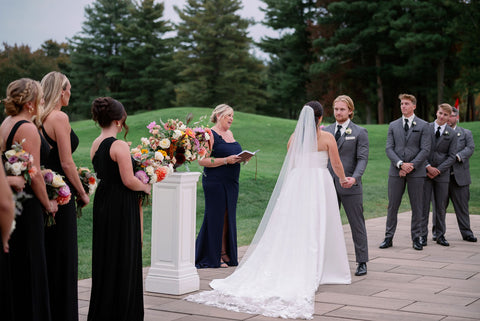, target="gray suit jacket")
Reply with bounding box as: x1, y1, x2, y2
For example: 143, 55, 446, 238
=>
325, 122, 369, 195
425, 123, 457, 183
451, 126, 474, 186
386, 116, 431, 177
